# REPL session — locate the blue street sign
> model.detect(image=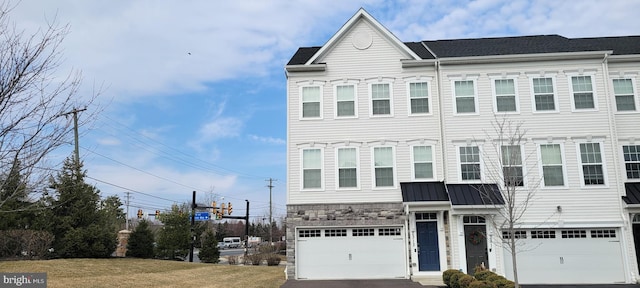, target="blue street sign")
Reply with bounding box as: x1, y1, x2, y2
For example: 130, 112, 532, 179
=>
194, 212, 210, 221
